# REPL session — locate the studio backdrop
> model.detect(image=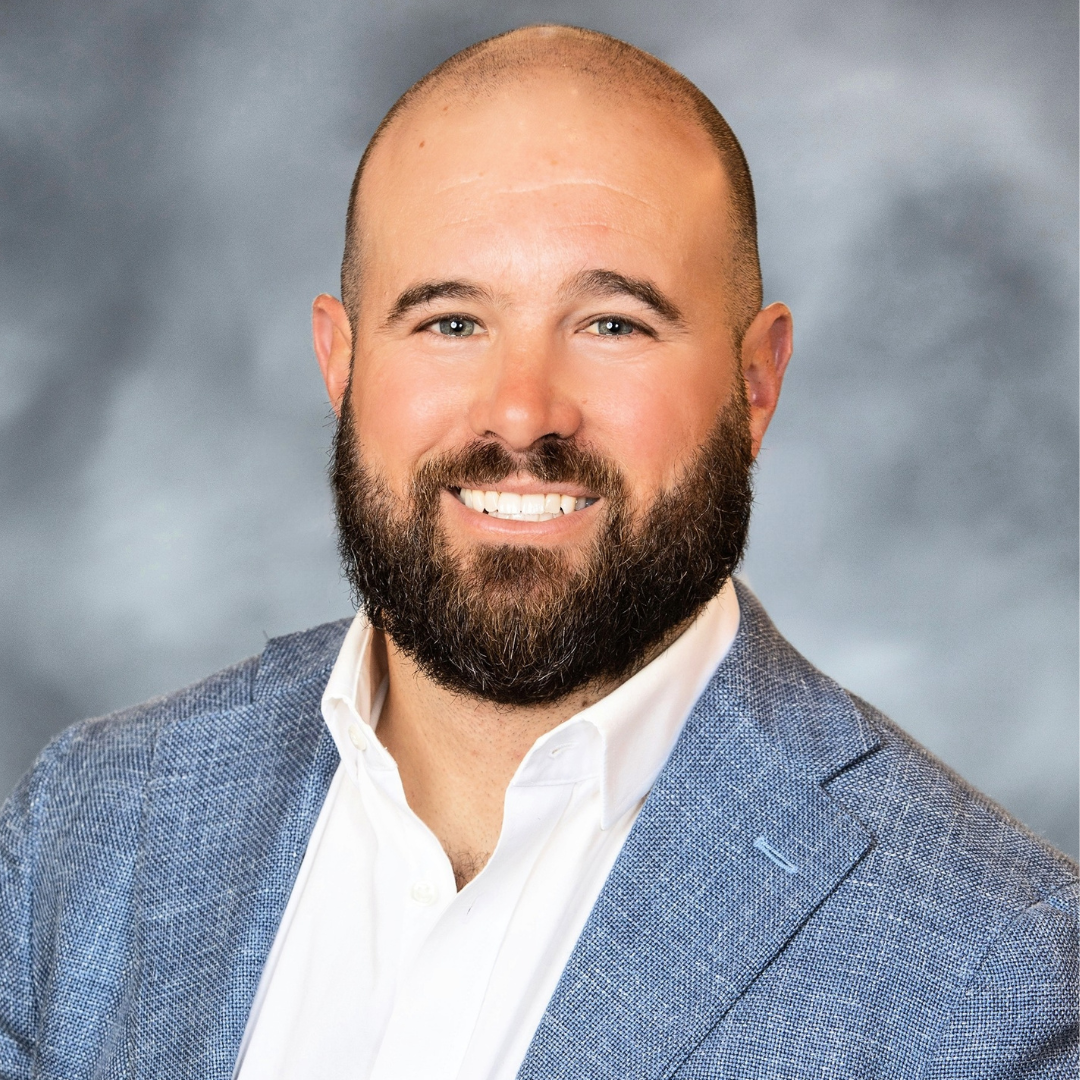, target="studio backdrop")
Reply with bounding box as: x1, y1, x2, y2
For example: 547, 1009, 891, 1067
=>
1, 0, 1076, 856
